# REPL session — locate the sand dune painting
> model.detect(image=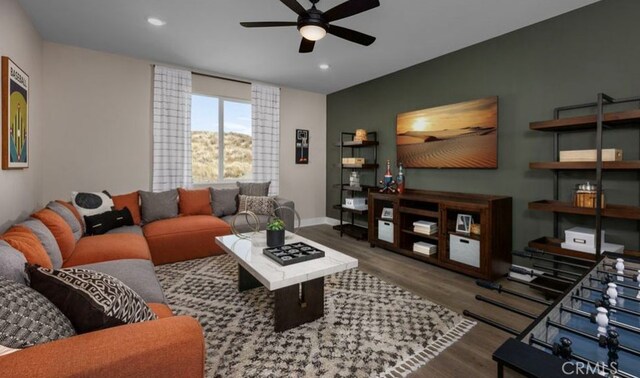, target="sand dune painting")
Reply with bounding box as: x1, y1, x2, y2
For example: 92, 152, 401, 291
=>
397, 96, 498, 168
